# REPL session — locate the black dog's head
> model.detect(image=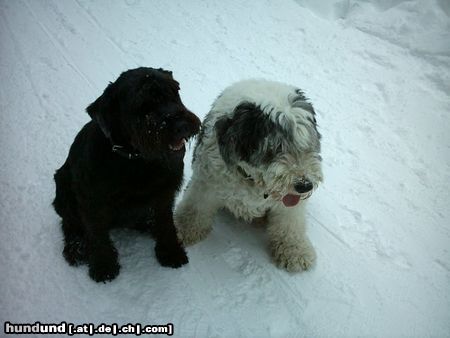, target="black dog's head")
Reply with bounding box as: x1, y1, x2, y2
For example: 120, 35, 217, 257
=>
87, 67, 200, 162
